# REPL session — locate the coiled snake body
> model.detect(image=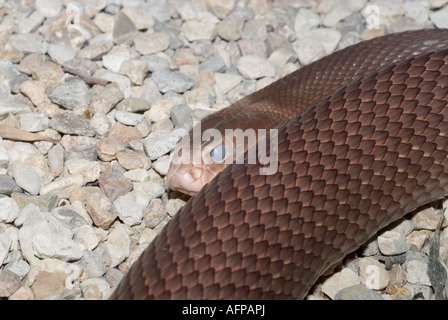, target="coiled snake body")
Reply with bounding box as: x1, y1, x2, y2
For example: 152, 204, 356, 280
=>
111, 29, 448, 299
